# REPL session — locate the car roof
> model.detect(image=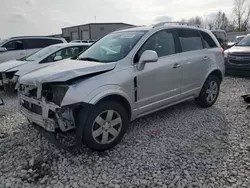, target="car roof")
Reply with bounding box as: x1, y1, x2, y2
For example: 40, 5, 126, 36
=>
114, 24, 211, 34
236, 35, 246, 38
211, 30, 226, 32
9, 36, 65, 40
51, 43, 91, 48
